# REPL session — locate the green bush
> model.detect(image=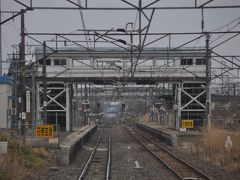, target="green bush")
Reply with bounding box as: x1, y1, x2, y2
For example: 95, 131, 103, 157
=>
0, 133, 7, 141
0, 132, 46, 179
7, 140, 43, 169
0, 168, 10, 180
